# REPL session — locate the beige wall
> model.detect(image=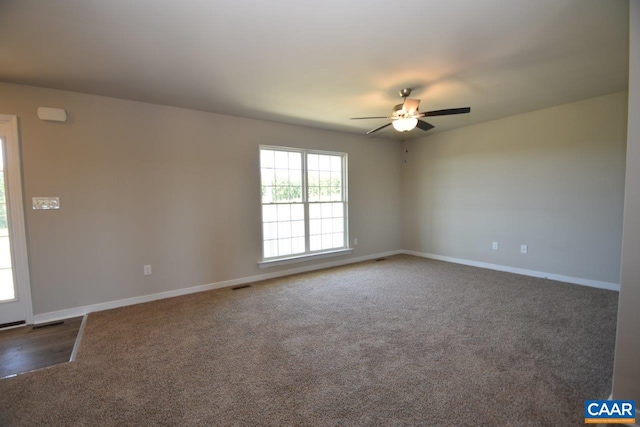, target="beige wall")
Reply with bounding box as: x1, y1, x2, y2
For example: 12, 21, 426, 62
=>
612, 0, 640, 405
402, 92, 628, 284
0, 80, 630, 322
0, 82, 403, 316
